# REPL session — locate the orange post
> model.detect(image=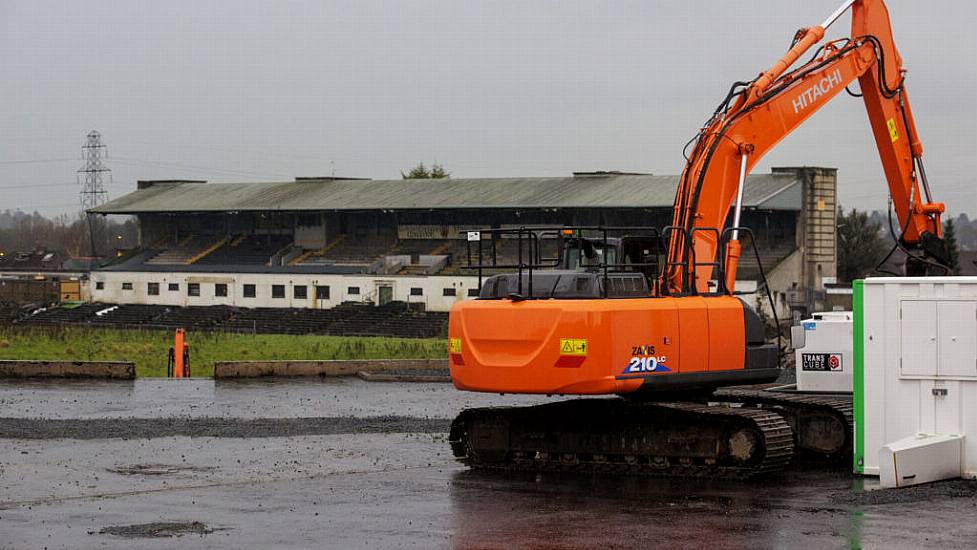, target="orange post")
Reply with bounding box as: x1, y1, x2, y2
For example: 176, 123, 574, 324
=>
173, 328, 187, 378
